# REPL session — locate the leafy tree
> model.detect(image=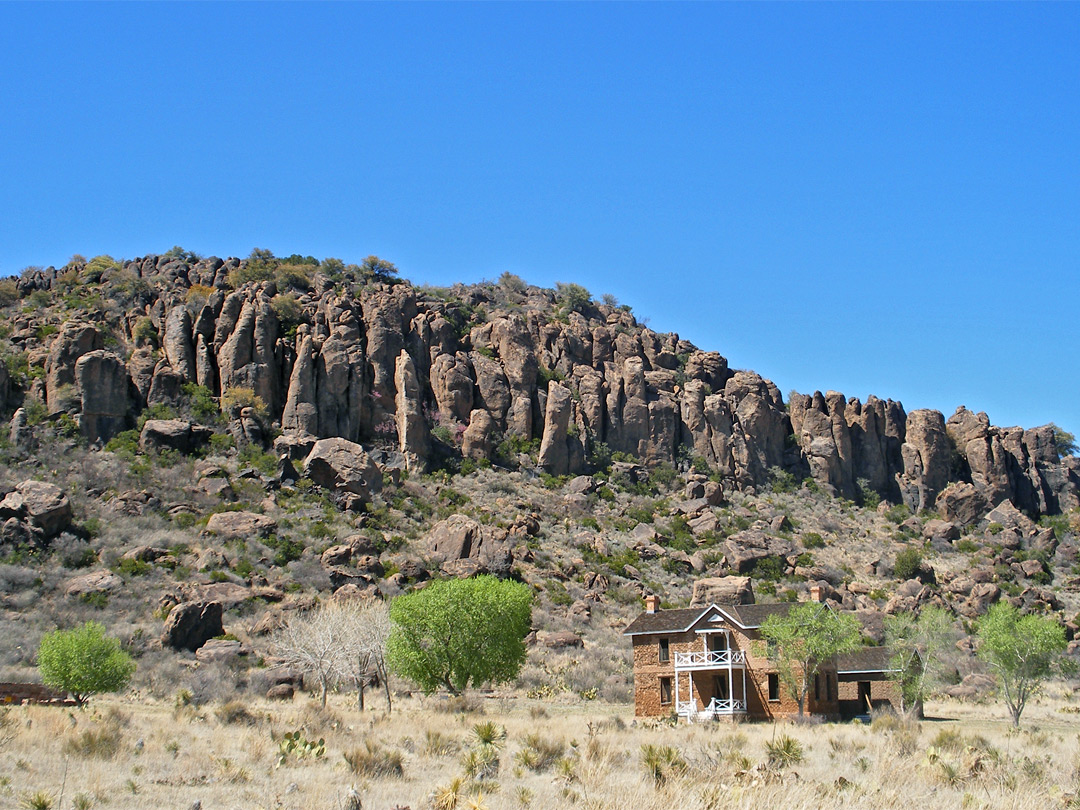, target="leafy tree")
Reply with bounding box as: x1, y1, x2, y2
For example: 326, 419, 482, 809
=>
360, 255, 399, 283
885, 605, 955, 715
1050, 423, 1077, 458
387, 575, 532, 695
37, 621, 135, 705
976, 602, 1072, 726
555, 282, 591, 314
760, 602, 861, 716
